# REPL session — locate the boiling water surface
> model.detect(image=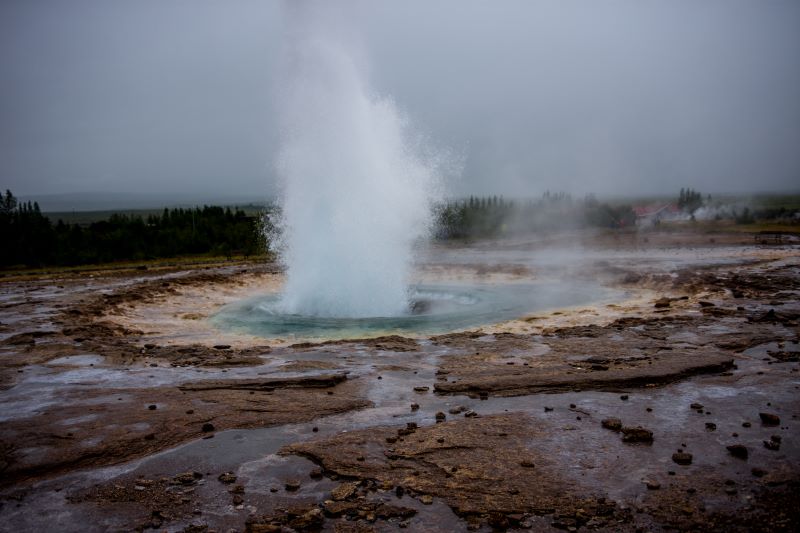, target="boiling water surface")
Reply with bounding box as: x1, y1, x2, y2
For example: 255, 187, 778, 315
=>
210, 281, 621, 340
